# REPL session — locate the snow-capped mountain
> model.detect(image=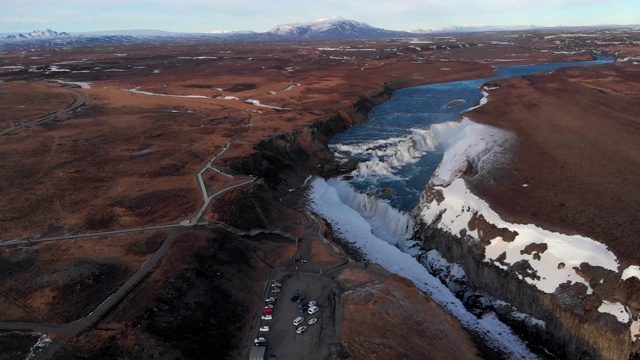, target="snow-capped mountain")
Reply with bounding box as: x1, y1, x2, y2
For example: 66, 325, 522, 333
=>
267, 16, 410, 39
27, 28, 69, 38
2, 28, 69, 40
